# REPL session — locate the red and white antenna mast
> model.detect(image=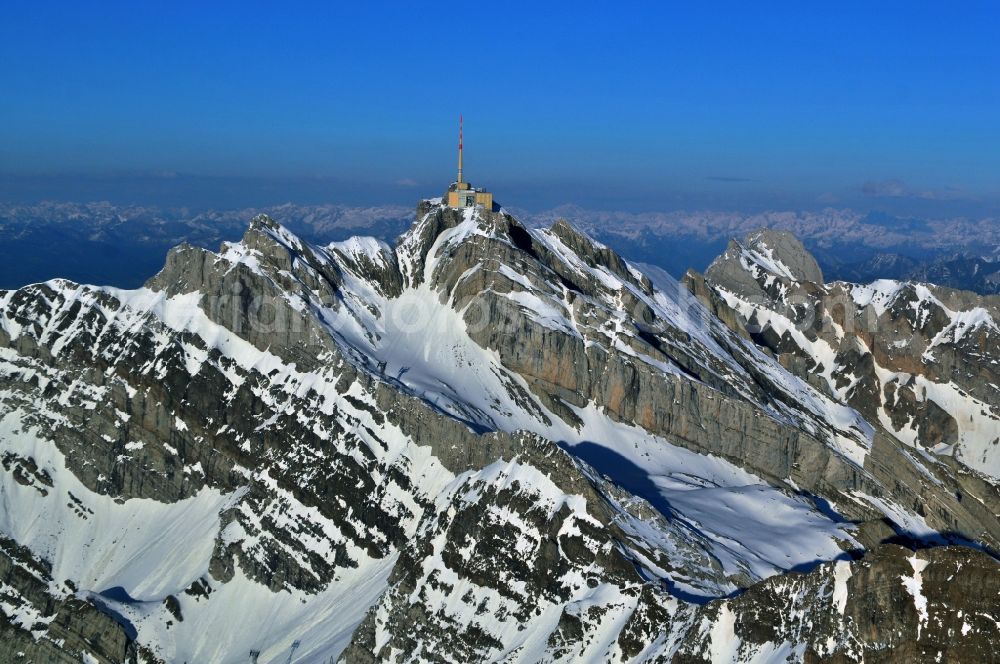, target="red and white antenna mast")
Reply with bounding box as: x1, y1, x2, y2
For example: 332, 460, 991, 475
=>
457, 114, 464, 184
